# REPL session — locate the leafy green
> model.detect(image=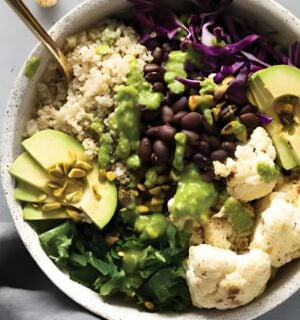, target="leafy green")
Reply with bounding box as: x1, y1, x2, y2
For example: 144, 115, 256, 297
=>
38, 217, 191, 312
